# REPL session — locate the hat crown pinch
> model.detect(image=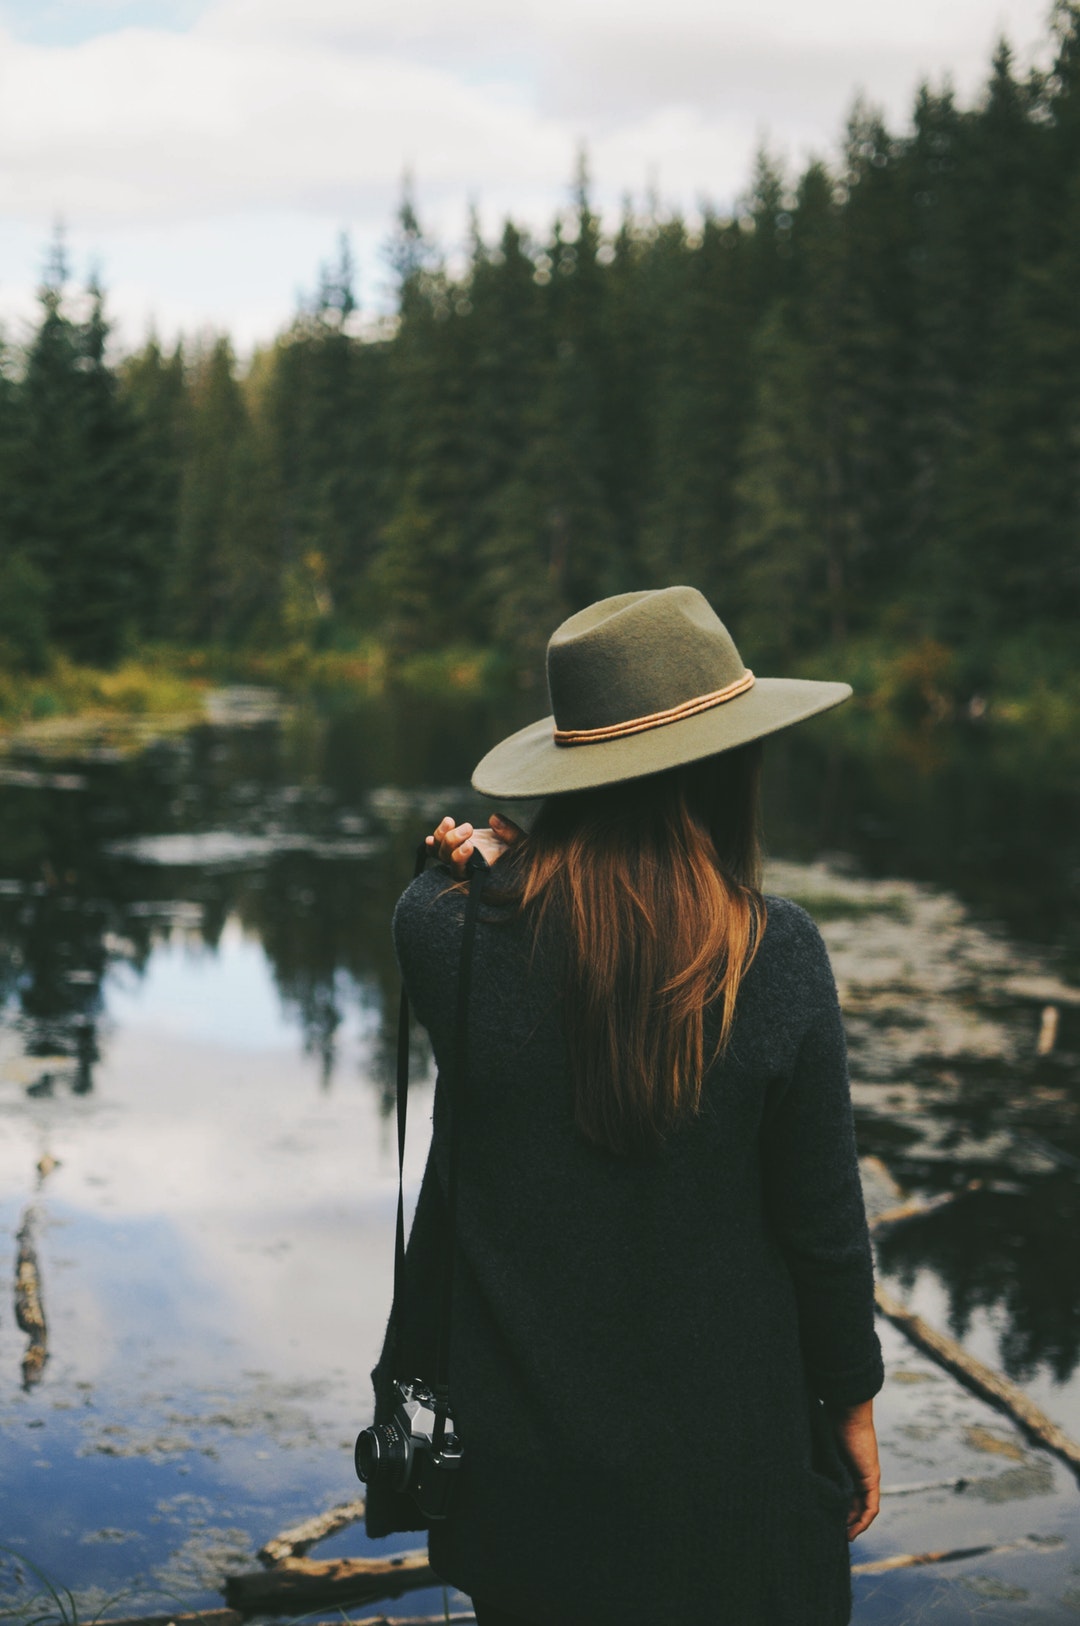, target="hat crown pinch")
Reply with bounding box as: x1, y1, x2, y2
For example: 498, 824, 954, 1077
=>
546, 587, 748, 736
